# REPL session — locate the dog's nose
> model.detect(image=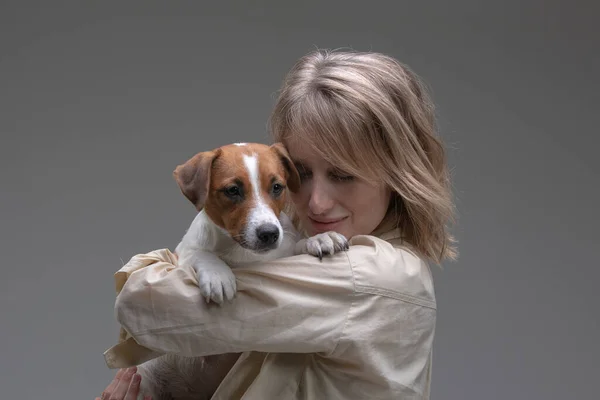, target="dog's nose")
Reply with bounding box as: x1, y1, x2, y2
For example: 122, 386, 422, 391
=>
256, 224, 279, 245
